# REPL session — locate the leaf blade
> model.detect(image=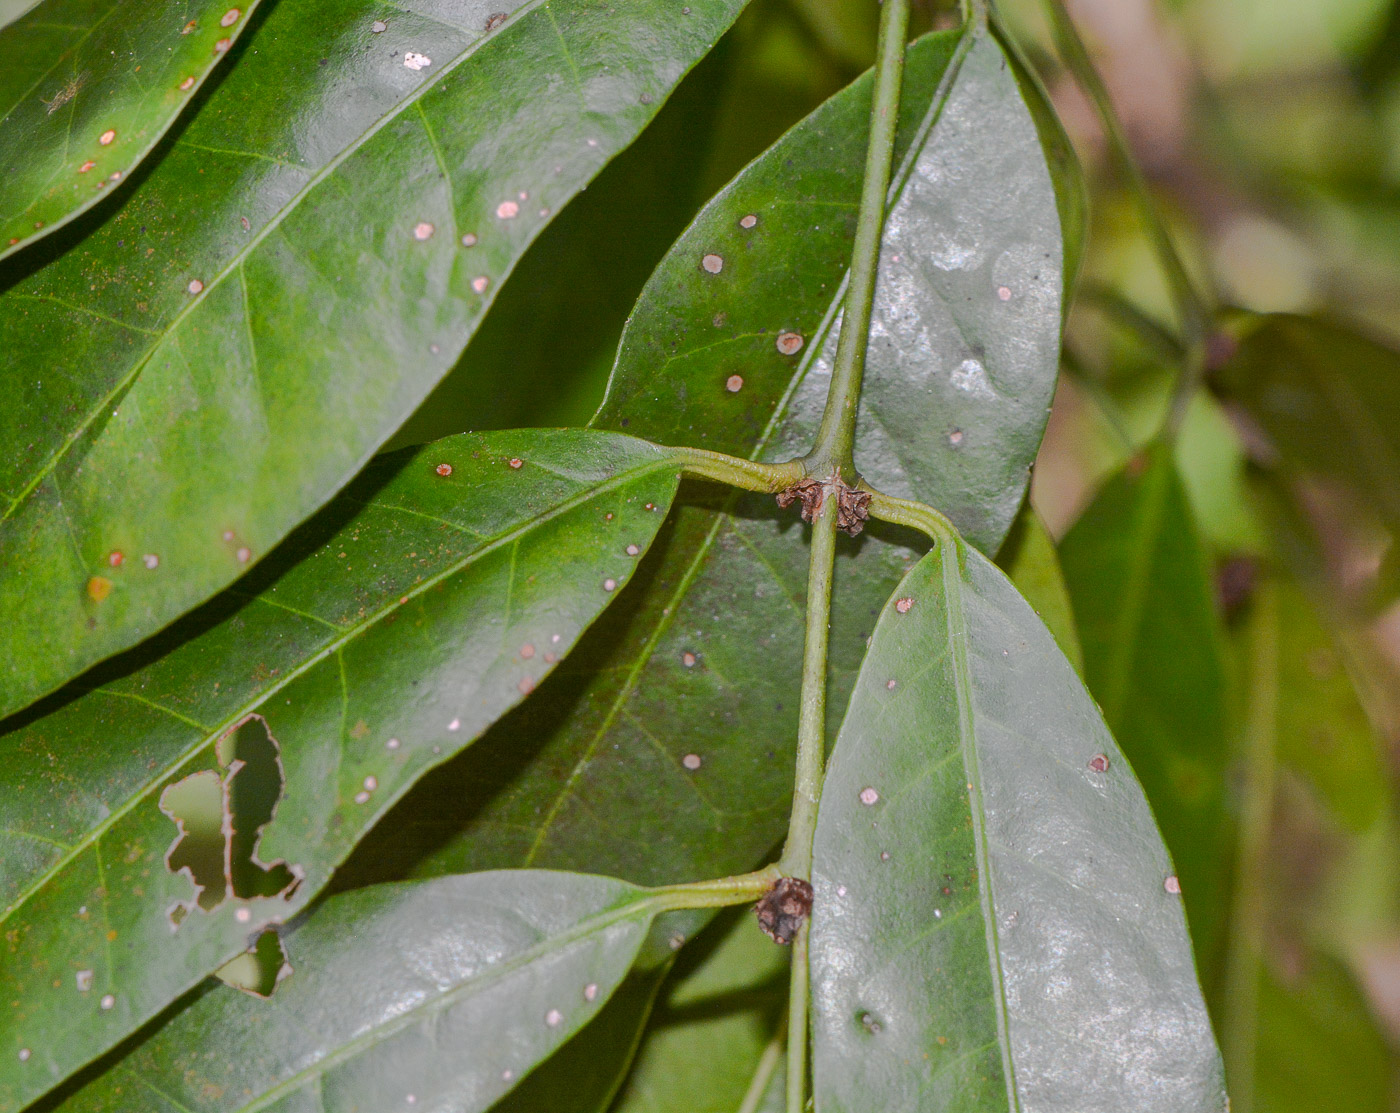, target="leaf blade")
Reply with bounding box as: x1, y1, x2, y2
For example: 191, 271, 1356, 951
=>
0, 428, 679, 1111
810, 539, 1226, 1112
0, 0, 749, 718
49, 871, 658, 1113
0, 0, 262, 259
